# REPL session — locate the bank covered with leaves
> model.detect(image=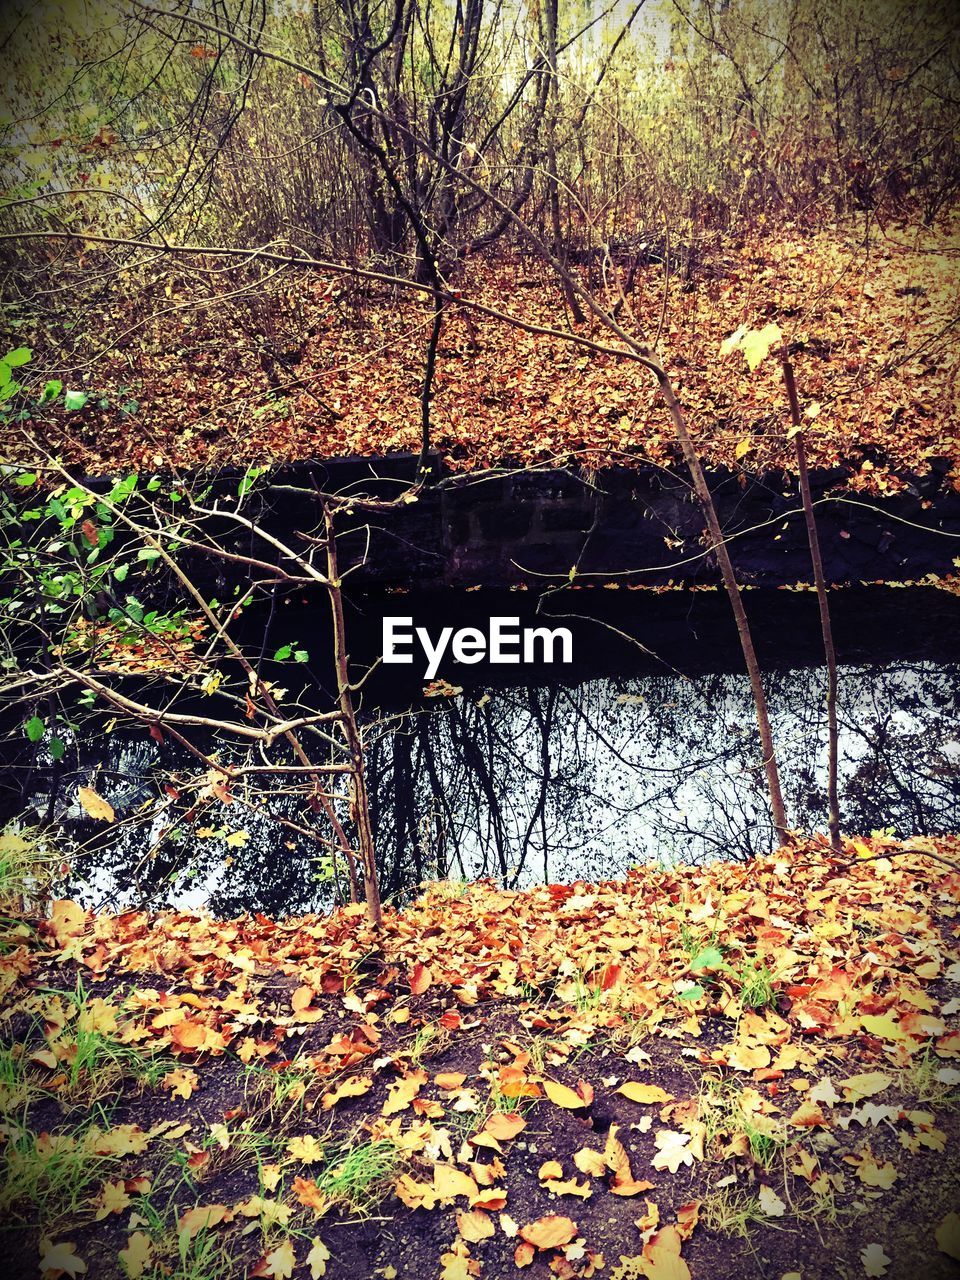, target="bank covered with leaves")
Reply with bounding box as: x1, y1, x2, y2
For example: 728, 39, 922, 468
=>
2, 836, 959, 1279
